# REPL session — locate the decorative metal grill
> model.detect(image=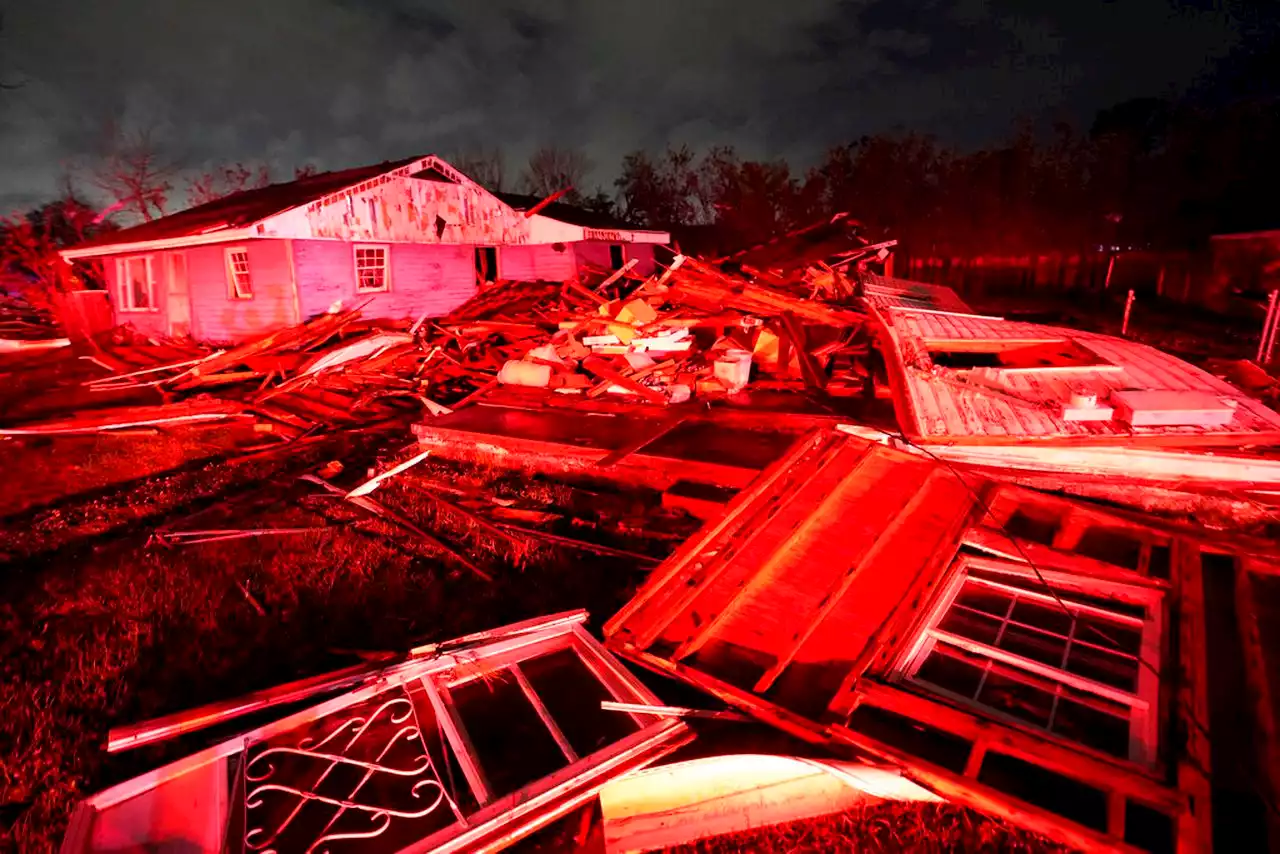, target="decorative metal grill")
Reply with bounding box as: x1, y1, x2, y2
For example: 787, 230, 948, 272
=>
245, 691, 454, 854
